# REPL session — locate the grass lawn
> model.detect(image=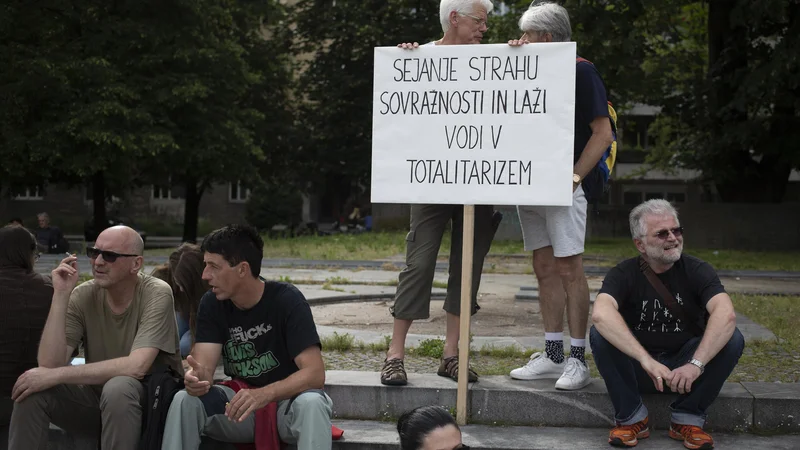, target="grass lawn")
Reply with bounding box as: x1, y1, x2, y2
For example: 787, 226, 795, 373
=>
149, 230, 800, 272
728, 294, 800, 382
